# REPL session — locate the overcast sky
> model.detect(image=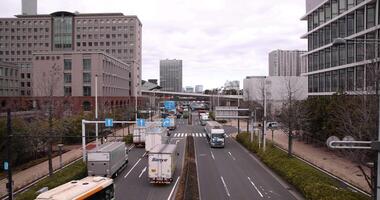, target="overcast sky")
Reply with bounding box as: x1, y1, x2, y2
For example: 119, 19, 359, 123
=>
1, 0, 307, 90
